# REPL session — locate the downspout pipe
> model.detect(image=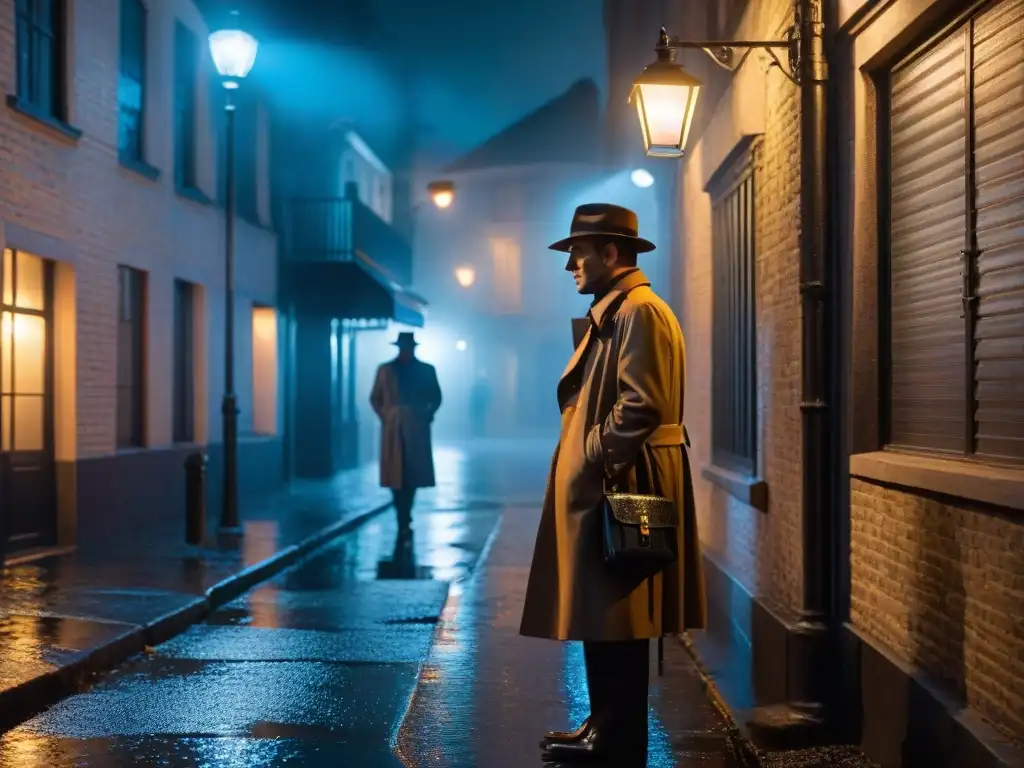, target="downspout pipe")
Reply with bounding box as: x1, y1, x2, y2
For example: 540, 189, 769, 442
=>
749, 0, 838, 747
795, 0, 838, 733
